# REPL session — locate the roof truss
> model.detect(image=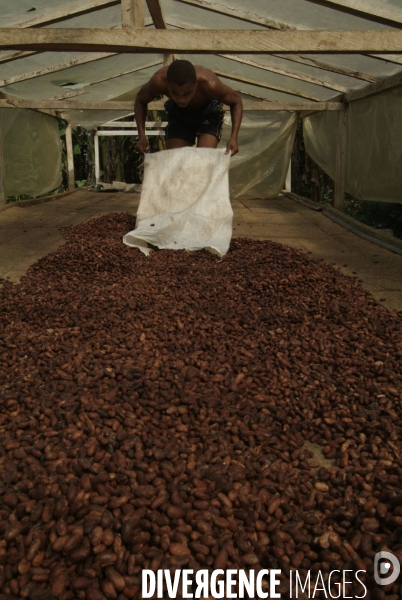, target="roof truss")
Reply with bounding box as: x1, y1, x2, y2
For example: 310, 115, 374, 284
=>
214, 69, 323, 101
121, 0, 144, 28
0, 97, 344, 111
173, 0, 402, 67
1, 28, 401, 54
303, 0, 402, 28
217, 54, 351, 93
4, 0, 121, 28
